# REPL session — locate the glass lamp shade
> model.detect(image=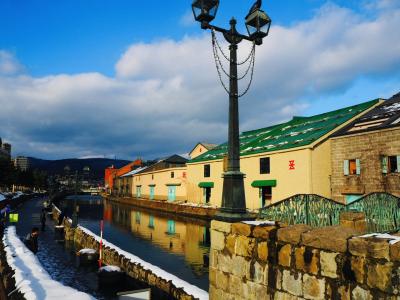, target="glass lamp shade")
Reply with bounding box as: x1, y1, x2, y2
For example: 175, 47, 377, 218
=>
245, 9, 271, 39
192, 0, 219, 23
